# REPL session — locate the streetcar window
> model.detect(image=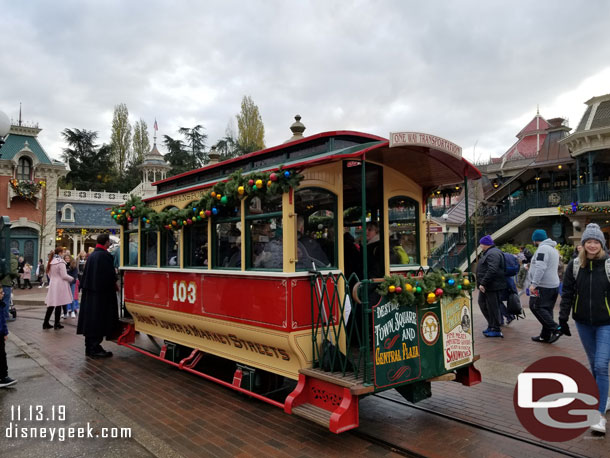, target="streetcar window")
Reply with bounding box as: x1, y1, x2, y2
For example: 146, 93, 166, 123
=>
246, 193, 282, 270
161, 230, 180, 267
388, 196, 419, 265
213, 222, 241, 269
184, 223, 208, 268
124, 220, 138, 267
160, 207, 180, 267
140, 222, 157, 267
294, 188, 336, 270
